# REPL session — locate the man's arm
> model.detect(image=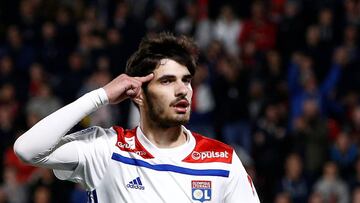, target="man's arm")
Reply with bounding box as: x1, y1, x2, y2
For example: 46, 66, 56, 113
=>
224, 152, 260, 203
13, 88, 109, 169
13, 73, 154, 169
